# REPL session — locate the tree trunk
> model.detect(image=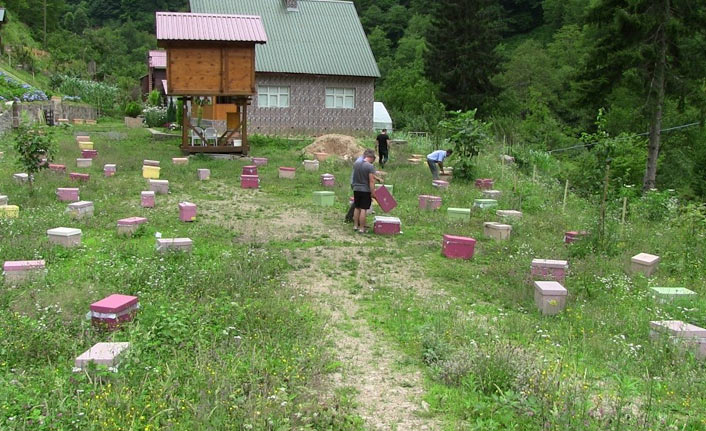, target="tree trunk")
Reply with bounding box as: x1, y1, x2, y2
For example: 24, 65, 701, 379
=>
642, 0, 669, 191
